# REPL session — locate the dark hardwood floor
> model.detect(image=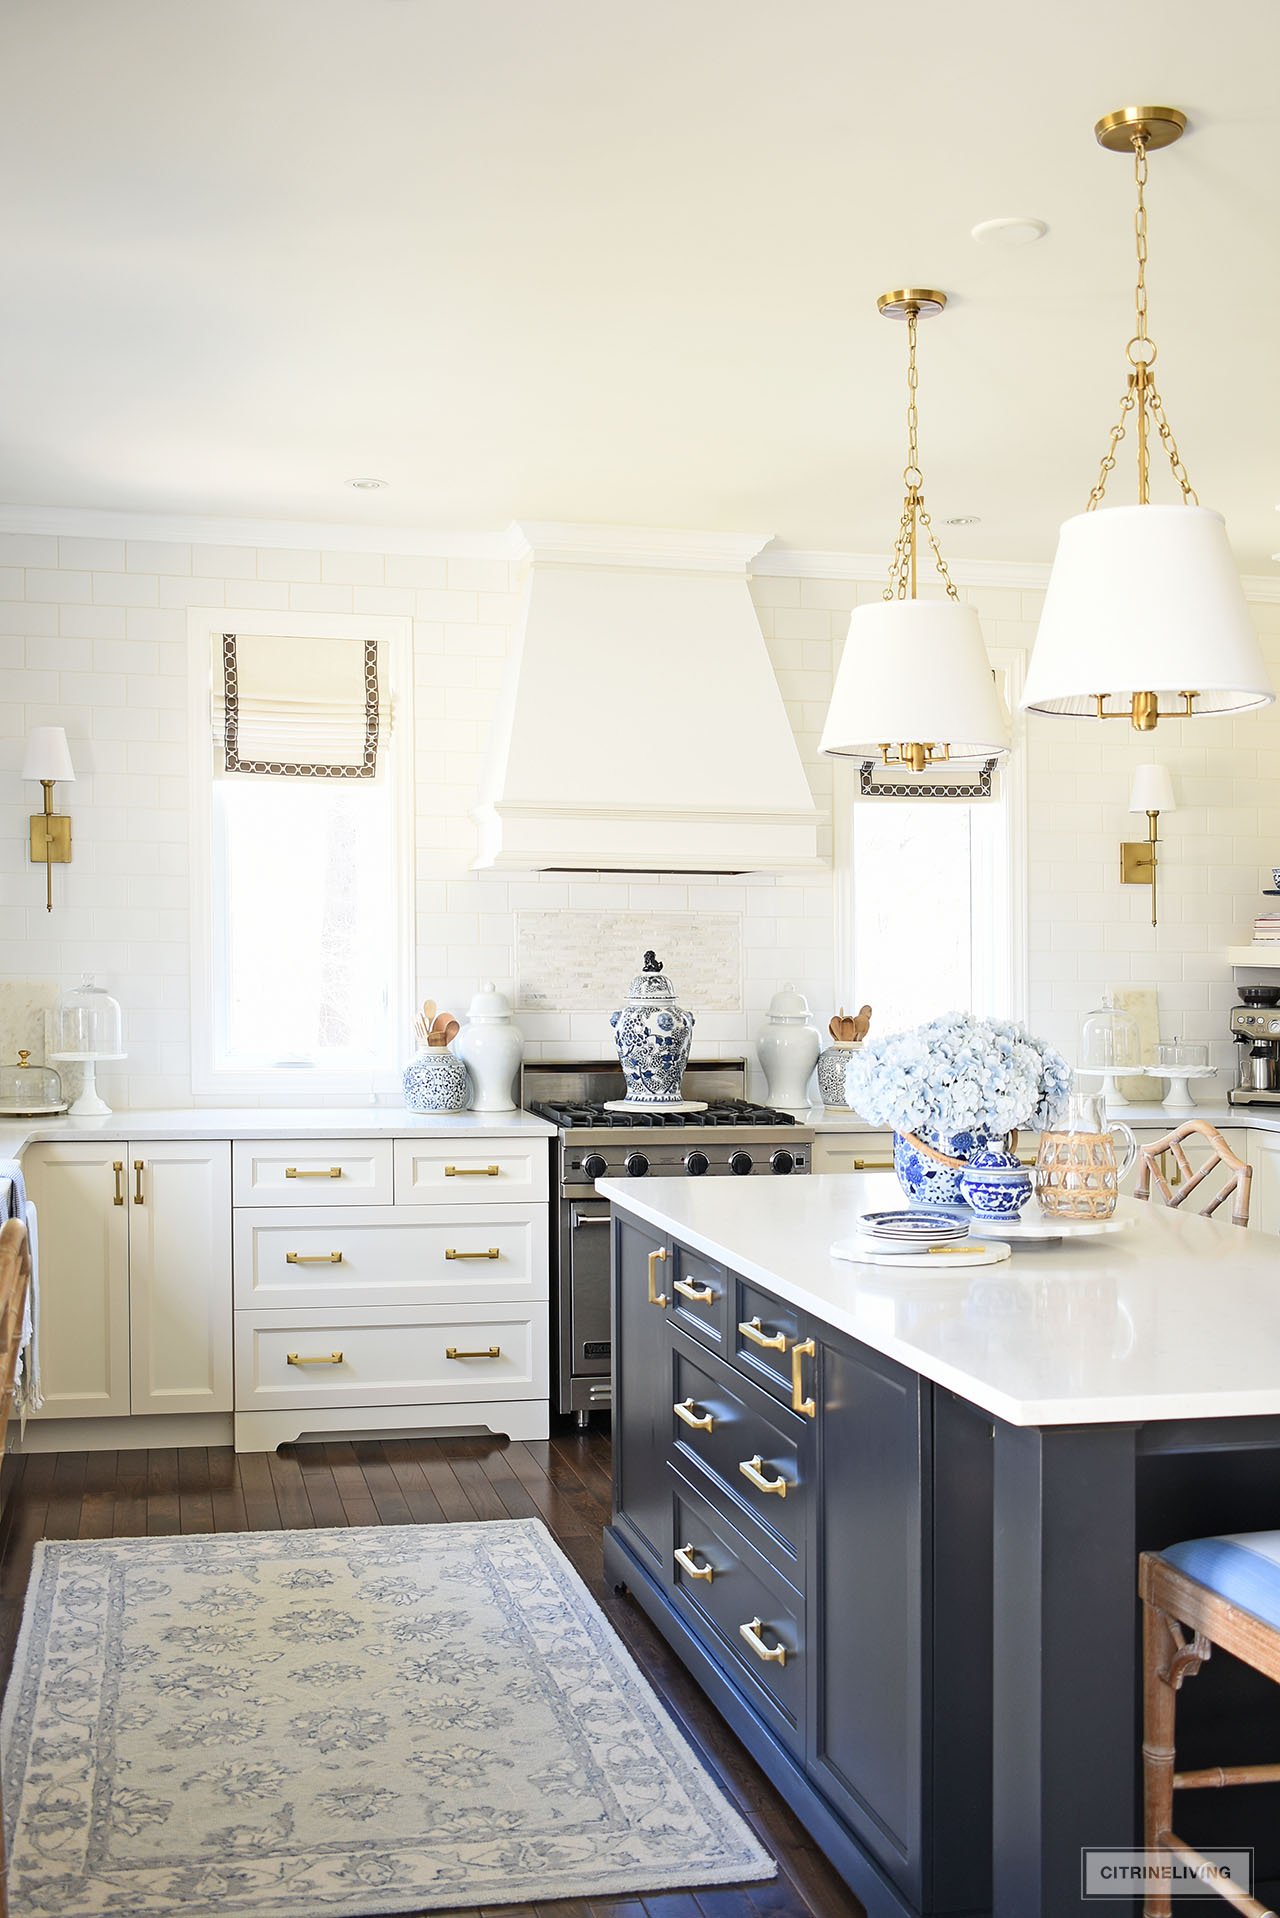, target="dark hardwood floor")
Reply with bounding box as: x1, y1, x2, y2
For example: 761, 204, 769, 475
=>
0, 1427, 862, 1918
